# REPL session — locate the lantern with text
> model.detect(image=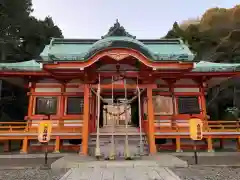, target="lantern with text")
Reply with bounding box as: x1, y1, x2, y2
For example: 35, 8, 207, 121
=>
38, 121, 52, 143
189, 118, 203, 140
